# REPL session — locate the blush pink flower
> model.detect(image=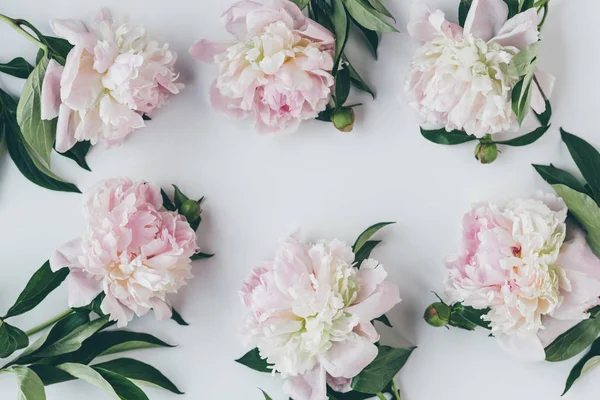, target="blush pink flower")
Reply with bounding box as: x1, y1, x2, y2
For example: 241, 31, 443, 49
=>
240, 236, 401, 400
405, 0, 555, 137
41, 9, 183, 152
190, 0, 335, 134
50, 178, 197, 327
446, 194, 600, 361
